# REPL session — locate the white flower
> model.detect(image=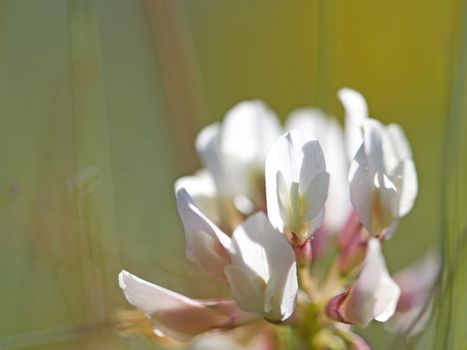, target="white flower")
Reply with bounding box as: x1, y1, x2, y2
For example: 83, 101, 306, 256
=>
196, 101, 281, 213
349, 119, 417, 237
224, 212, 298, 322
265, 130, 329, 245
119, 271, 254, 342
176, 188, 232, 279
326, 238, 400, 326
286, 108, 351, 232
